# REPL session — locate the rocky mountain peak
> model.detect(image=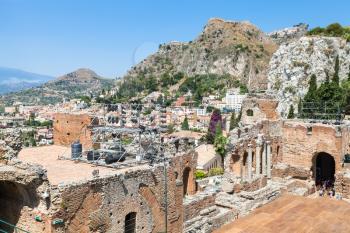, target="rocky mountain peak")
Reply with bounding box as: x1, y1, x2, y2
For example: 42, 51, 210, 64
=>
196, 18, 271, 49
125, 18, 278, 91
